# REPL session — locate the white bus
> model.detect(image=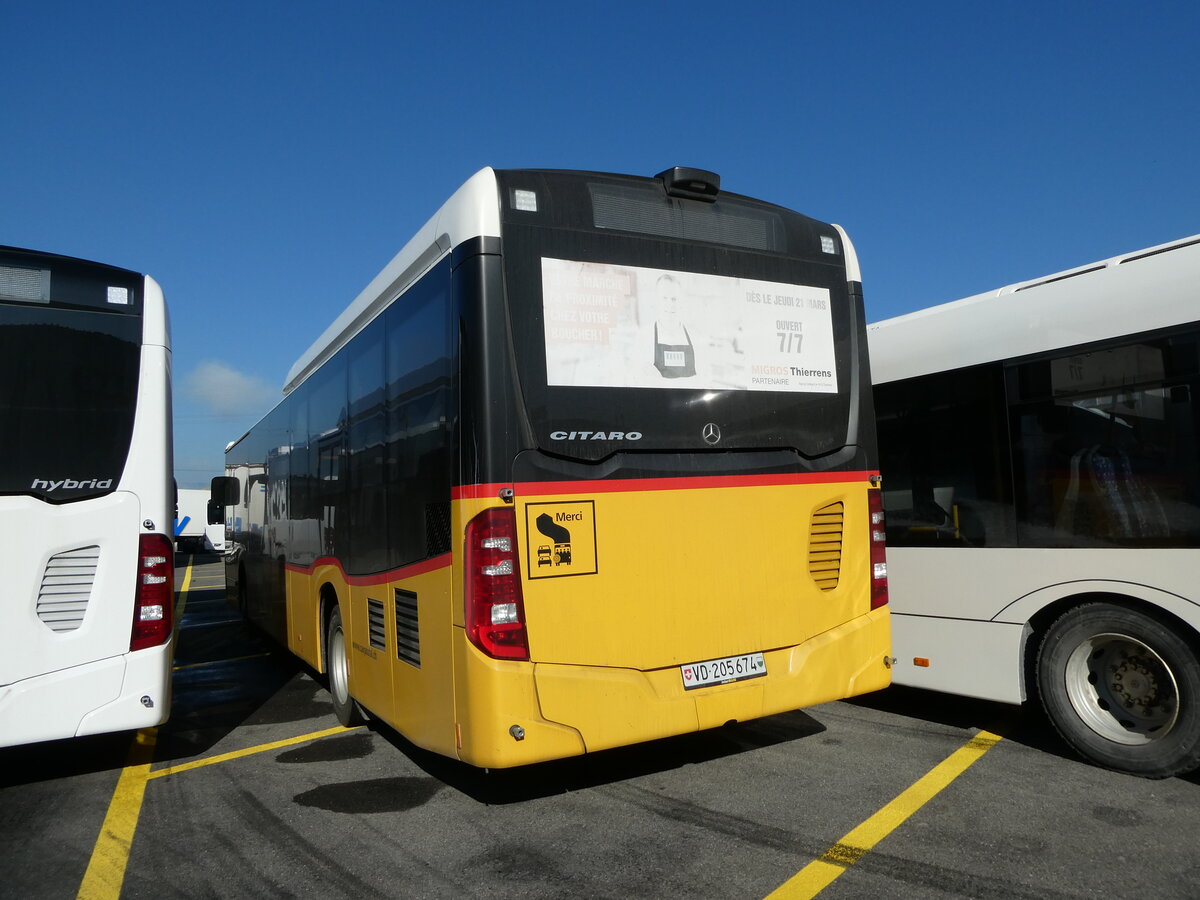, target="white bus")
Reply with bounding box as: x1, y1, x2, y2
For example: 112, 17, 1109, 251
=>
869, 234, 1200, 778
0, 246, 175, 748
176, 487, 225, 553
